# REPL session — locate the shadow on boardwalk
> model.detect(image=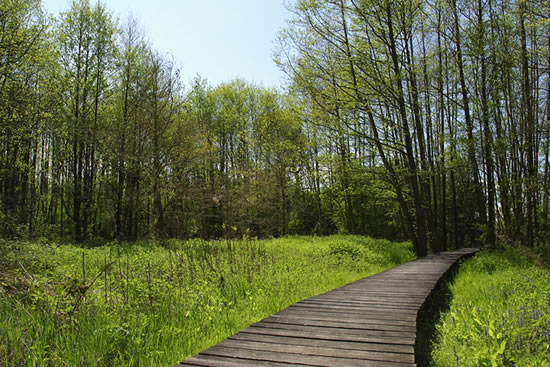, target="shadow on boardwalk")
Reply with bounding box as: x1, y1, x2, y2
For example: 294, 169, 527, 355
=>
175, 248, 478, 367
